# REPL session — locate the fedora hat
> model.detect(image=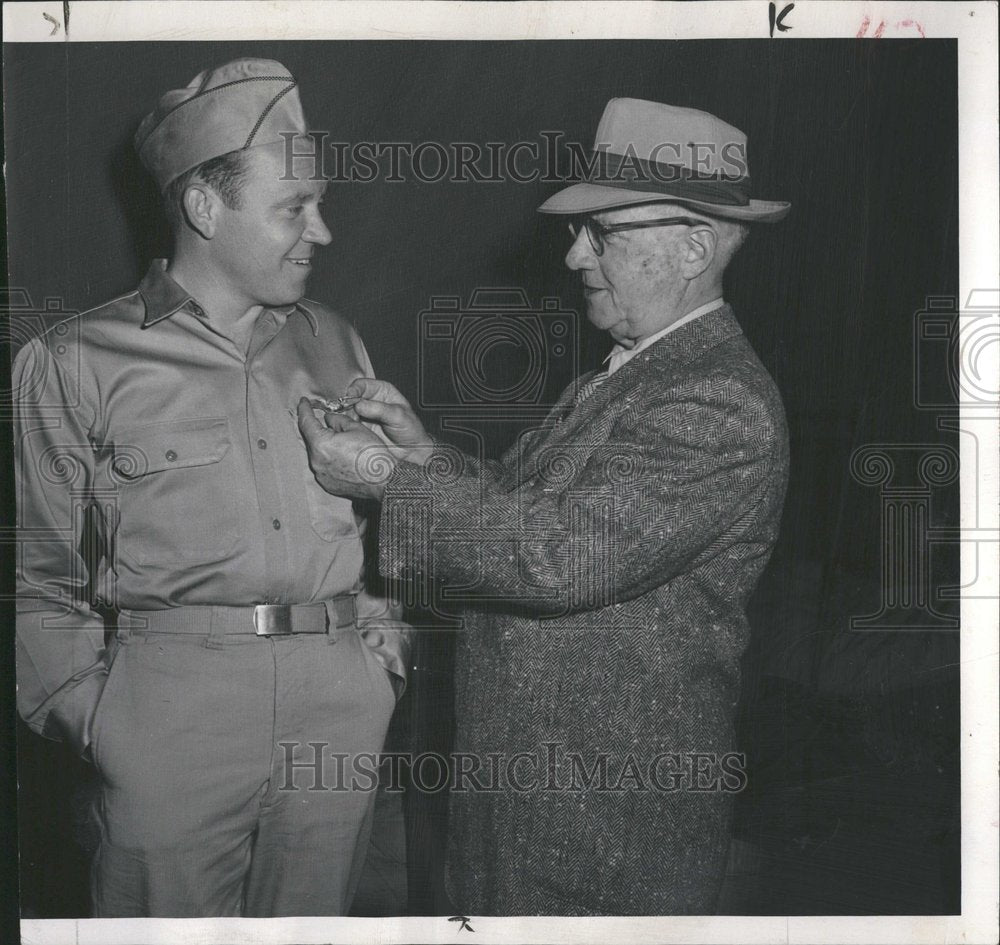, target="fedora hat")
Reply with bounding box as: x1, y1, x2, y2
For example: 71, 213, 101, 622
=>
539, 98, 790, 222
